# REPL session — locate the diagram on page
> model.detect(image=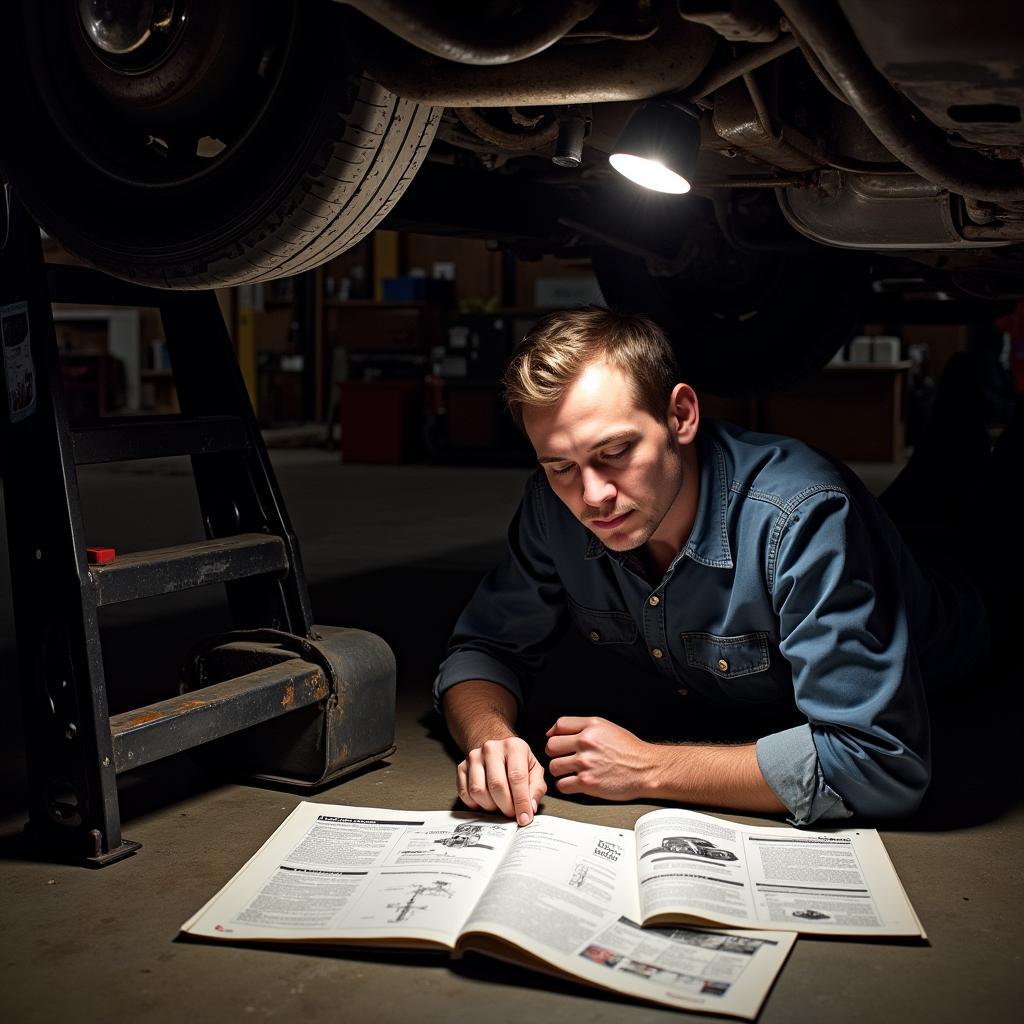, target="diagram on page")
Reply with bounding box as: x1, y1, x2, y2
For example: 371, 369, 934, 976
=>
385, 880, 455, 923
